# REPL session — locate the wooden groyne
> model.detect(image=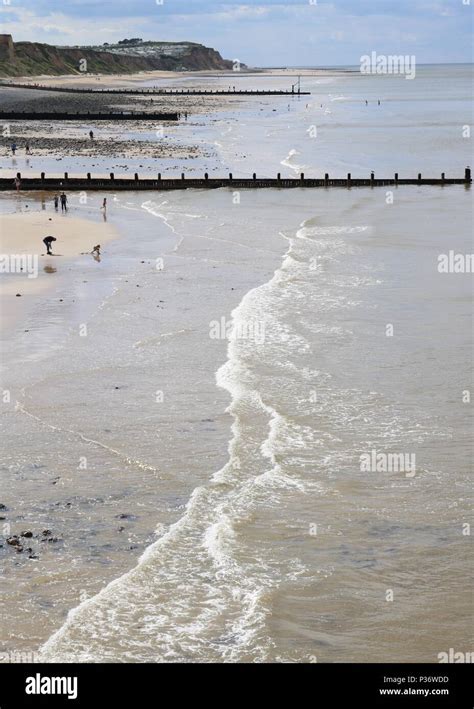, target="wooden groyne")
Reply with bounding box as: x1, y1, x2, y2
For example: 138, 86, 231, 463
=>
0, 82, 310, 97
0, 111, 179, 121
2, 169, 471, 191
